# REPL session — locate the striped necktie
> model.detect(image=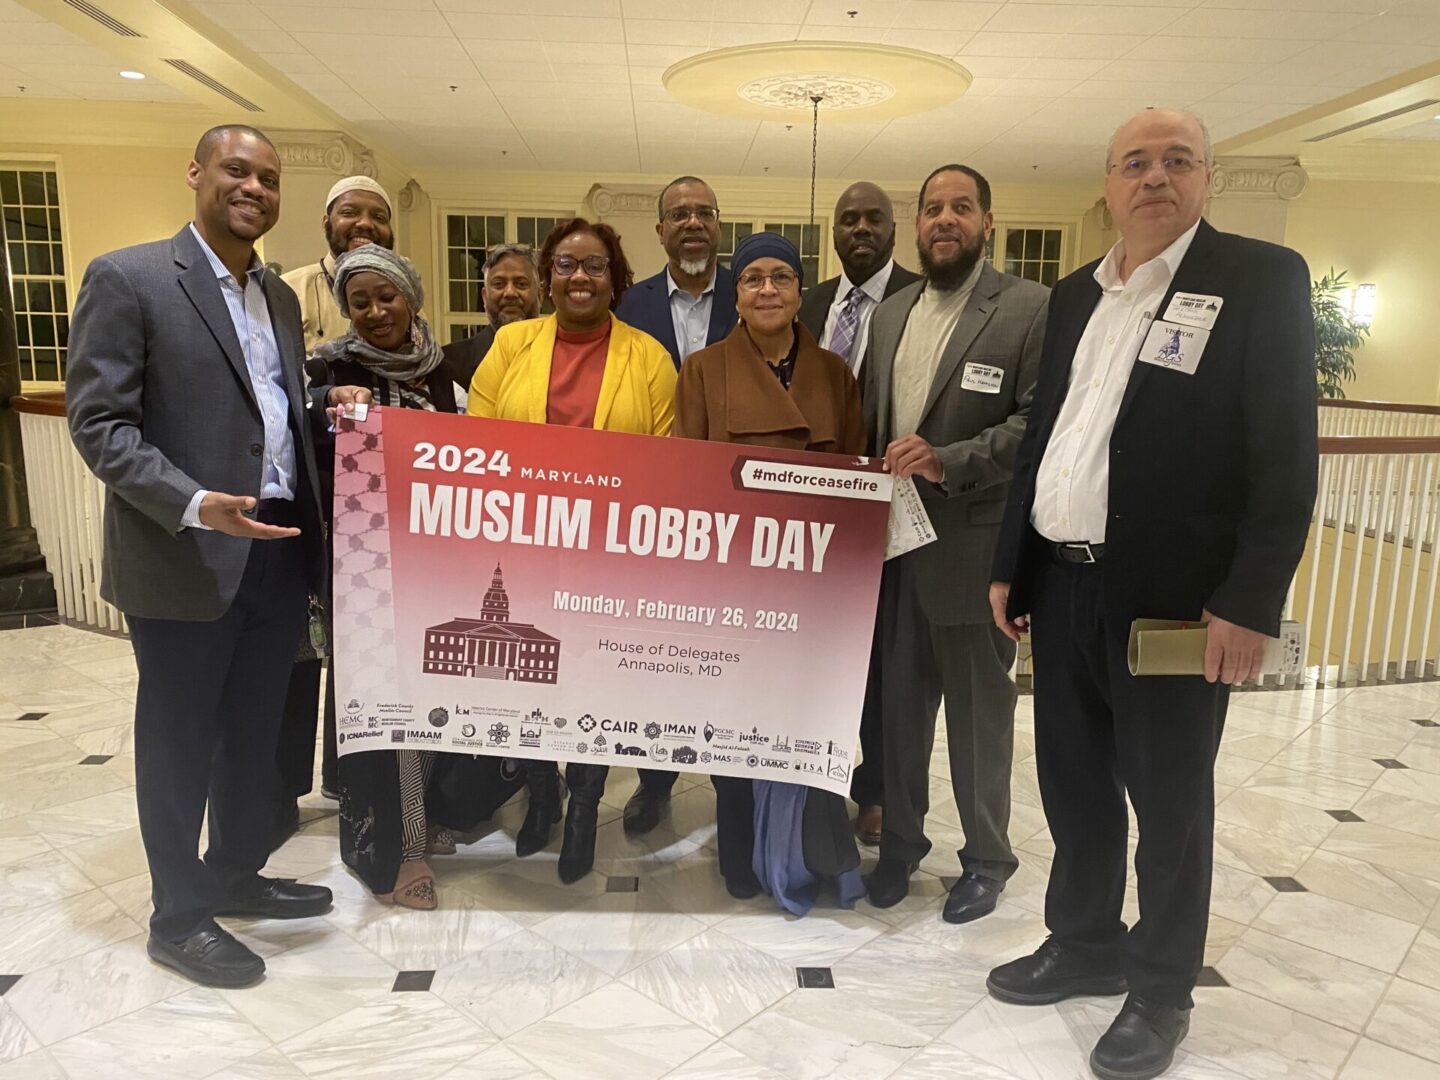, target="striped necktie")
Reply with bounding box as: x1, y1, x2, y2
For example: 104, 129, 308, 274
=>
828, 286, 869, 370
